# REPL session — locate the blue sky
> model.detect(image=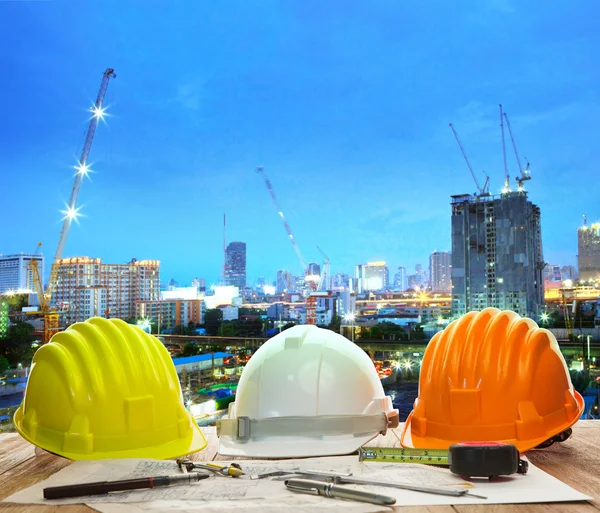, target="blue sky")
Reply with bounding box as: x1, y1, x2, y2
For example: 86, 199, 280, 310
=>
2, 1, 599, 285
